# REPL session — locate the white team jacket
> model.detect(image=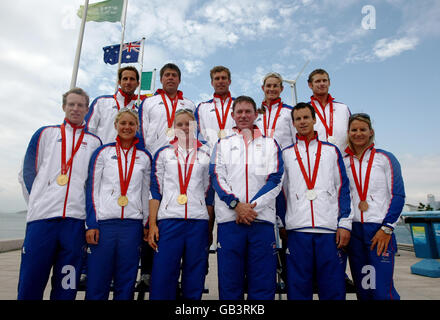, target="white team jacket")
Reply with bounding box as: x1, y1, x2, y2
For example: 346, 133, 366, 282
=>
282, 133, 352, 232
86, 89, 139, 144
195, 94, 236, 150
150, 139, 213, 221
308, 95, 351, 152
139, 90, 195, 155
86, 139, 152, 228
343, 144, 405, 229
18, 119, 102, 223
210, 127, 284, 225
255, 99, 296, 150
